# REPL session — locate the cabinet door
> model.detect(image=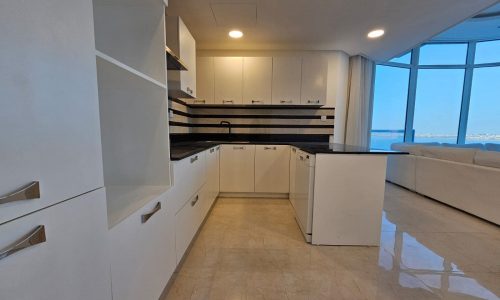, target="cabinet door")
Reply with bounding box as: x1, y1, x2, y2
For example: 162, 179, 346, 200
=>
175, 189, 204, 263
272, 57, 302, 105
195, 57, 214, 104
0, 0, 103, 224
289, 147, 298, 208
0, 189, 111, 300
179, 18, 196, 97
214, 57, 243, 104
110, 192, 176, 300
243, 57, 272, 105
255, 145, 290, 193
301, 56, 328, 105
220, 145, 255, 192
